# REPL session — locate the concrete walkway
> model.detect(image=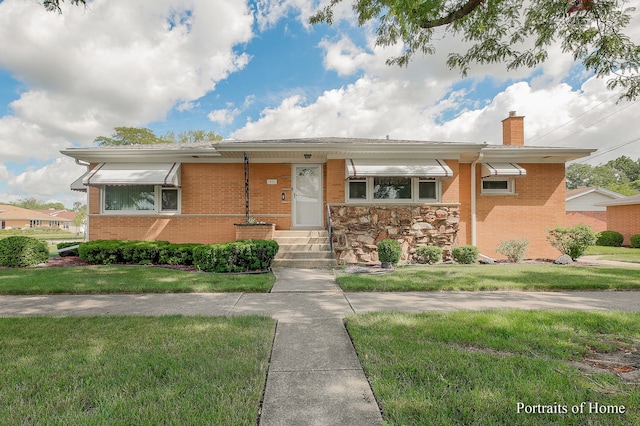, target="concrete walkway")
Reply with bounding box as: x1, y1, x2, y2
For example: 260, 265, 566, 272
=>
2, 267, 640, 425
